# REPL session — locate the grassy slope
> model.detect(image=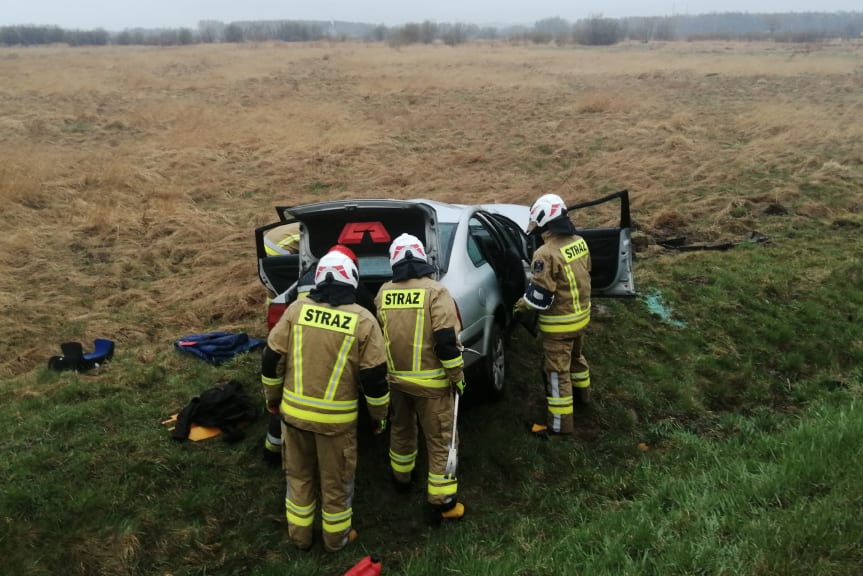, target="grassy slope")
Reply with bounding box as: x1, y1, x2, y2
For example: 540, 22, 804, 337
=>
1, 42, 862, 575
